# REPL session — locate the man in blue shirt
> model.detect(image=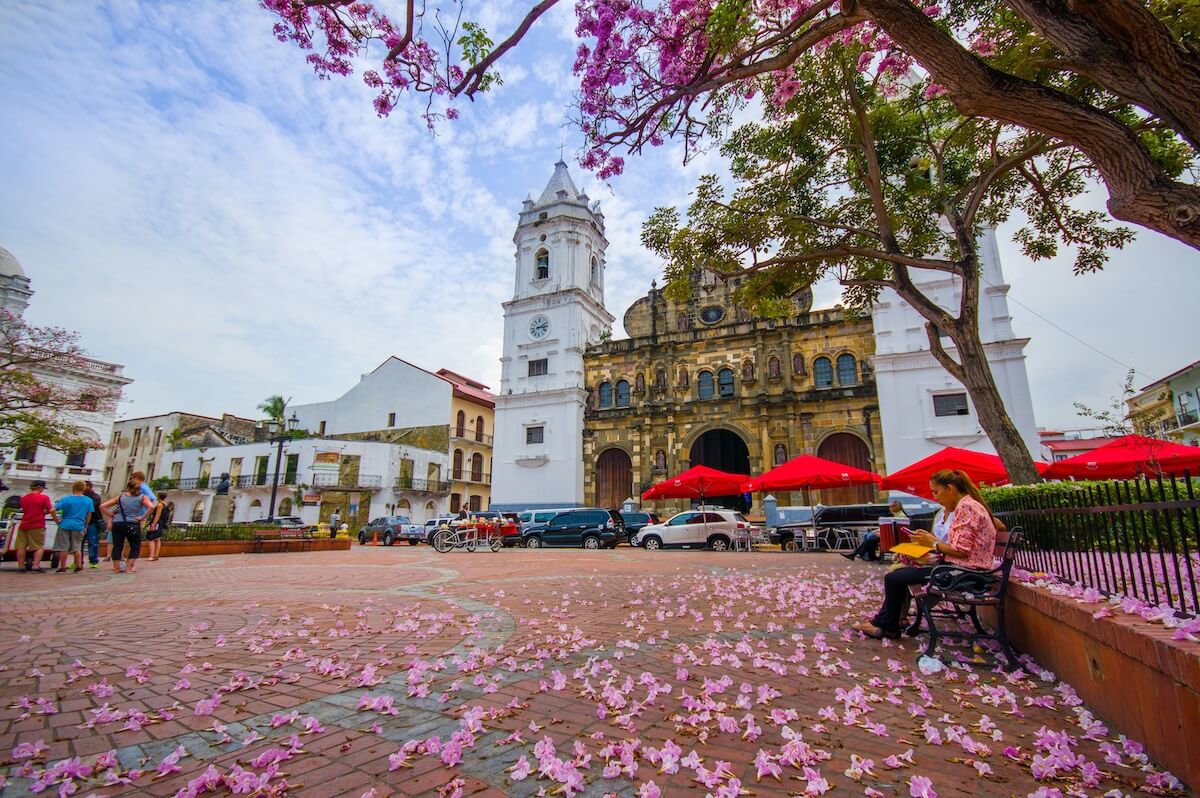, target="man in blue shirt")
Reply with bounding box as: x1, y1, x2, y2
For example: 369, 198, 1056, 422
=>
131, 471, 157, 503
53, 481, 93, 573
